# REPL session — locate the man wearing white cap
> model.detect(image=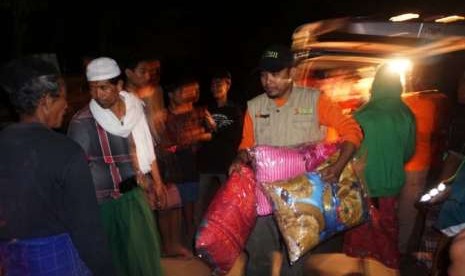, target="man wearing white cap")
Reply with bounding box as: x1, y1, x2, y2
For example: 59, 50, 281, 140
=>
68, 57, 165, 276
